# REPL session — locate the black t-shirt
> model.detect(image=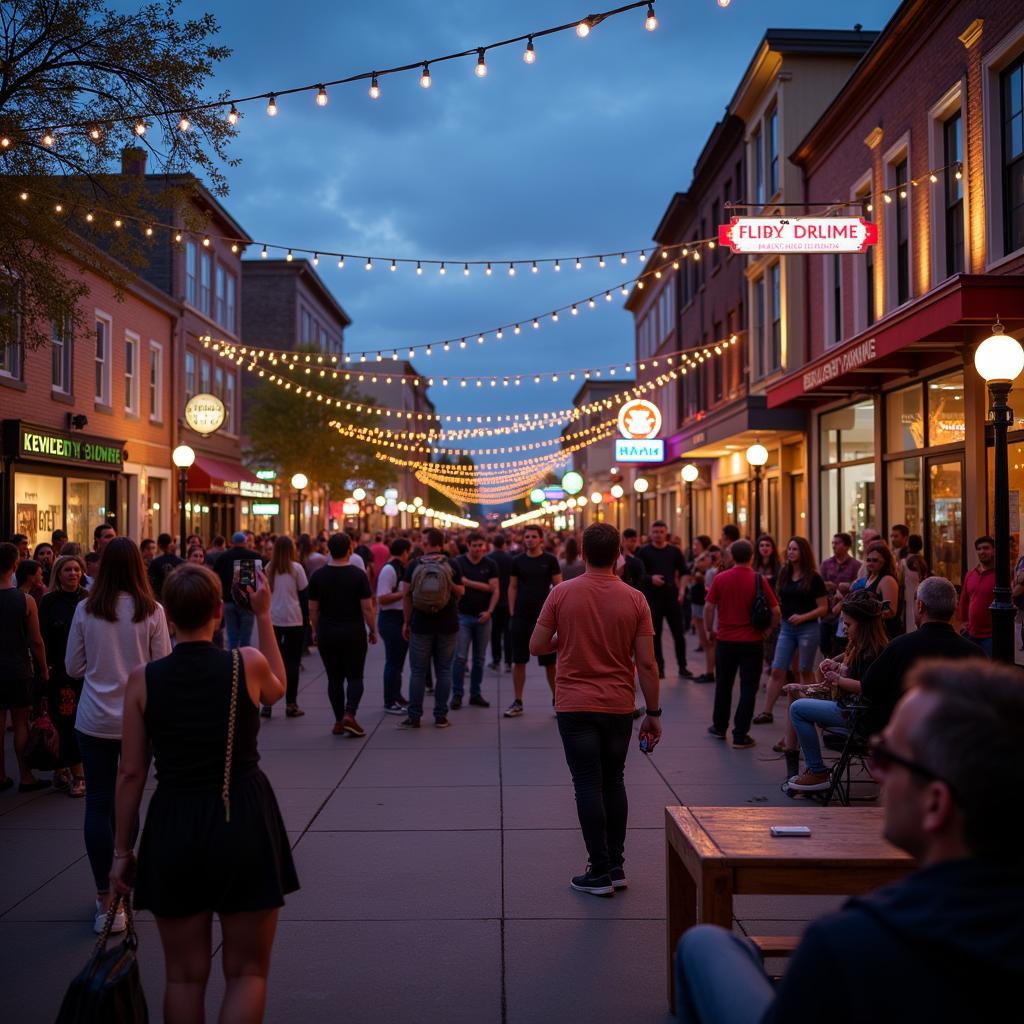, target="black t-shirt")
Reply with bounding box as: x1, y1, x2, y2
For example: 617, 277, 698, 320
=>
621, 553, 648, 591
213, 546, 258, 606
489, 549, 514, 607
510, 552, 561, 621
405, 555, 463, 635
778, 572, 828, 619
308, 564, 371, 630
456, 554, 498, 616
148, 553, 183, 598
637, 543, 686, 595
